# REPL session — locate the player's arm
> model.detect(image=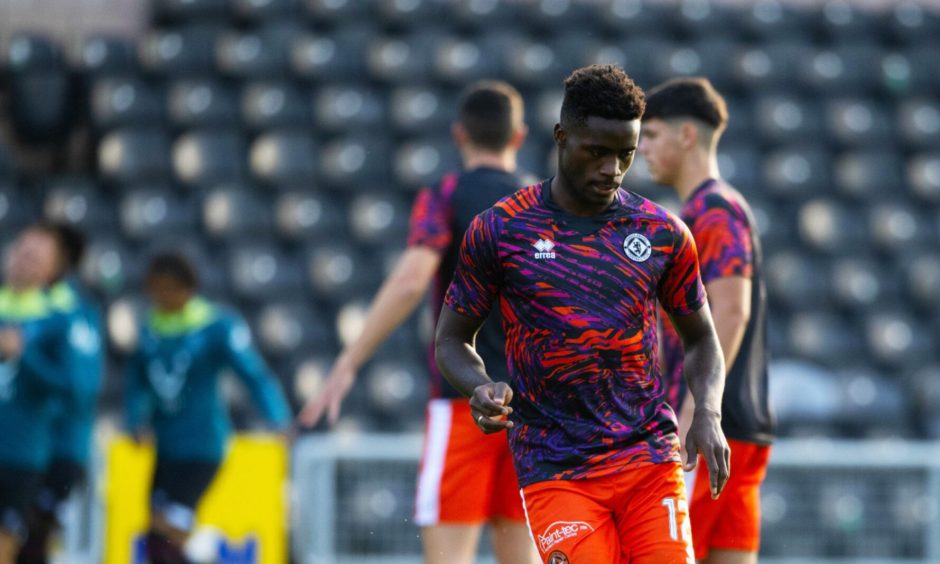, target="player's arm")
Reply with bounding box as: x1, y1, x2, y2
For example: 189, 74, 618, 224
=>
16, 316, 74, 393
222, 317, 291, 431
435, 307, 512, 433
298, 246, 441, 427
124, 347, 152, 442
